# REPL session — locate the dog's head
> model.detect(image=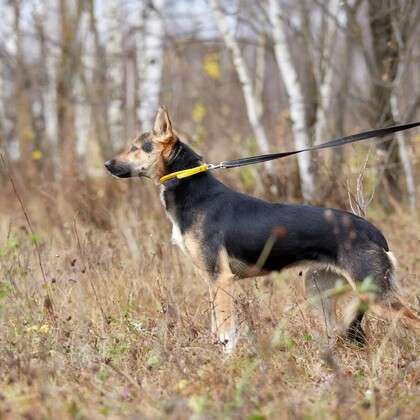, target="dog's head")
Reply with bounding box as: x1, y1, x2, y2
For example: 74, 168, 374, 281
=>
104, 107, 178, 182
